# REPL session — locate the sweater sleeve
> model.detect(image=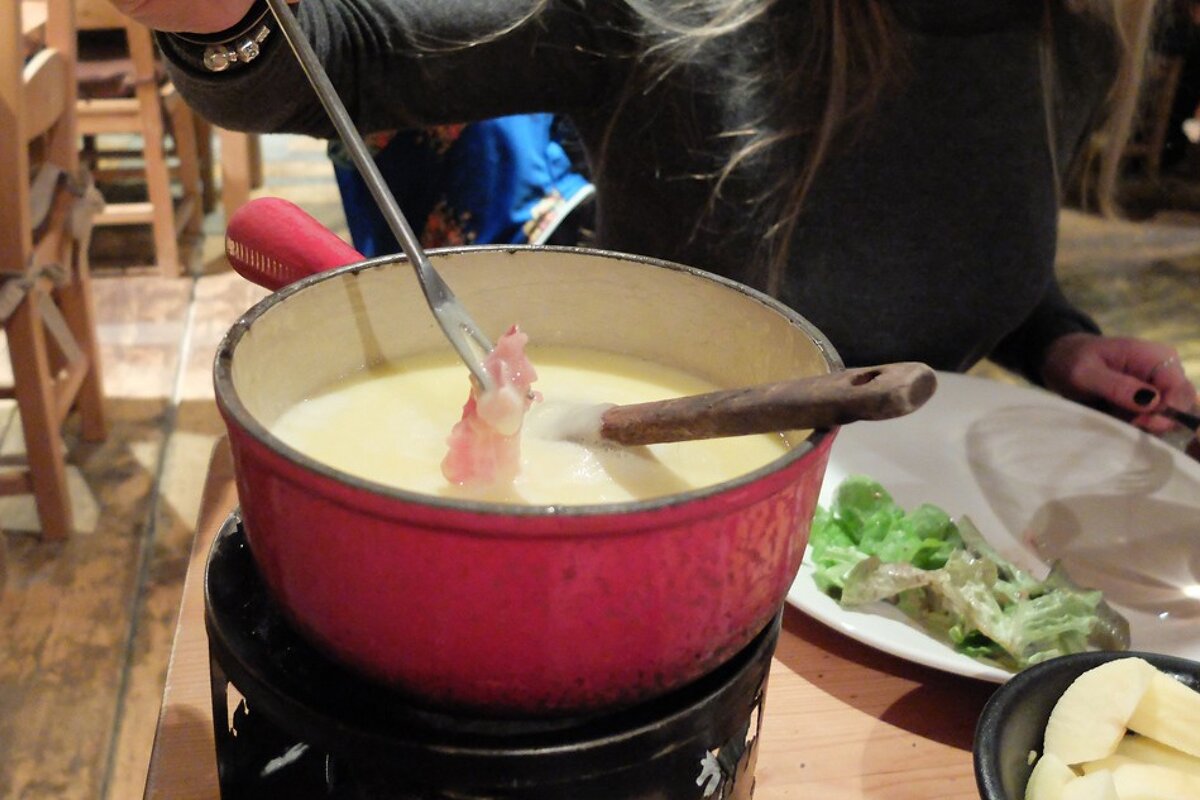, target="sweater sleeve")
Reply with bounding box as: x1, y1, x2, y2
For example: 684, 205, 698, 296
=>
158, 0, 619, 138
987, 279, 1101, 385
